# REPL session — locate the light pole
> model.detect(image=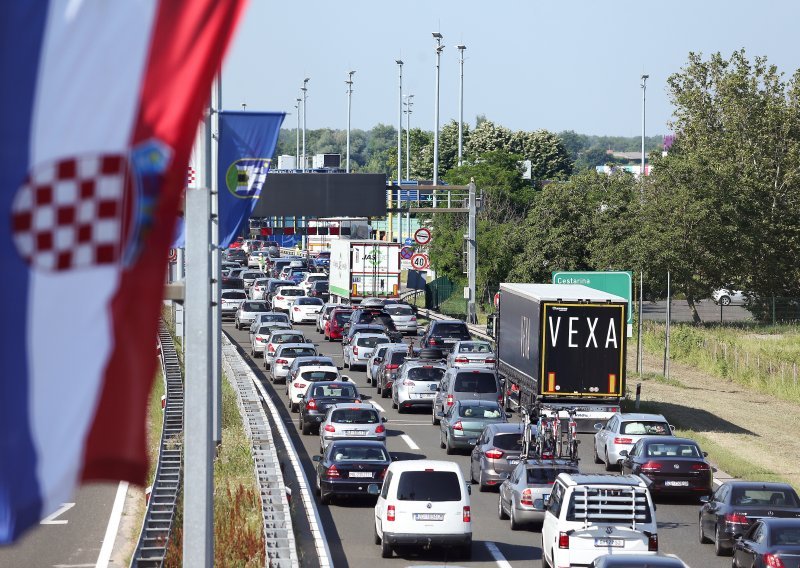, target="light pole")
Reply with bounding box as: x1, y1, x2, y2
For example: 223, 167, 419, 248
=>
301, 77, 309, 173
294, 98, 300, 170
404, 94, 414, 181
396, 60, 403, 185
457, 44, 466, 167
346, 70, 355, 173
432, 32, 444, 205
640, 74, 648, 183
